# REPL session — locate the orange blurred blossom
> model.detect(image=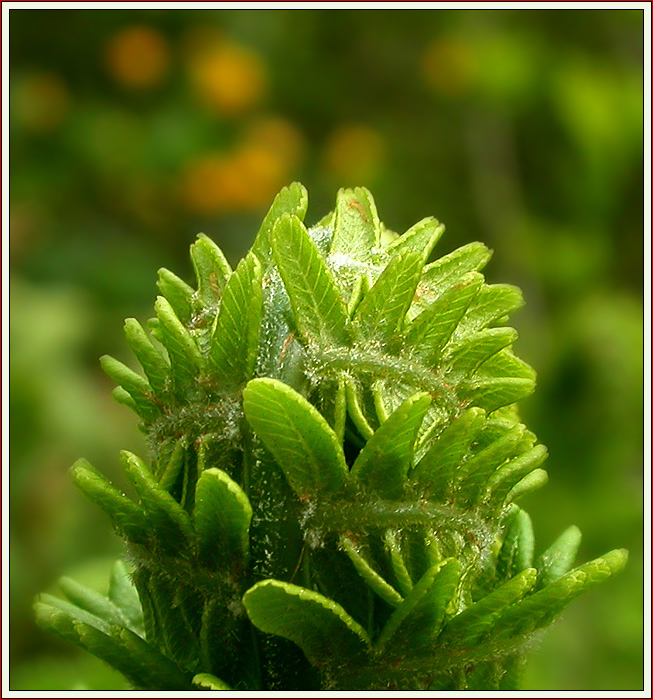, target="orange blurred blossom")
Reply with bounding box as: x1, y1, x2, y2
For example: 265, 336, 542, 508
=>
181, 144, 291, 215
105, 26, 170, 89
187, 40, 267, 116
421, 37, 477, 98
323, 124, 385, 183
12, 72, 70, 132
